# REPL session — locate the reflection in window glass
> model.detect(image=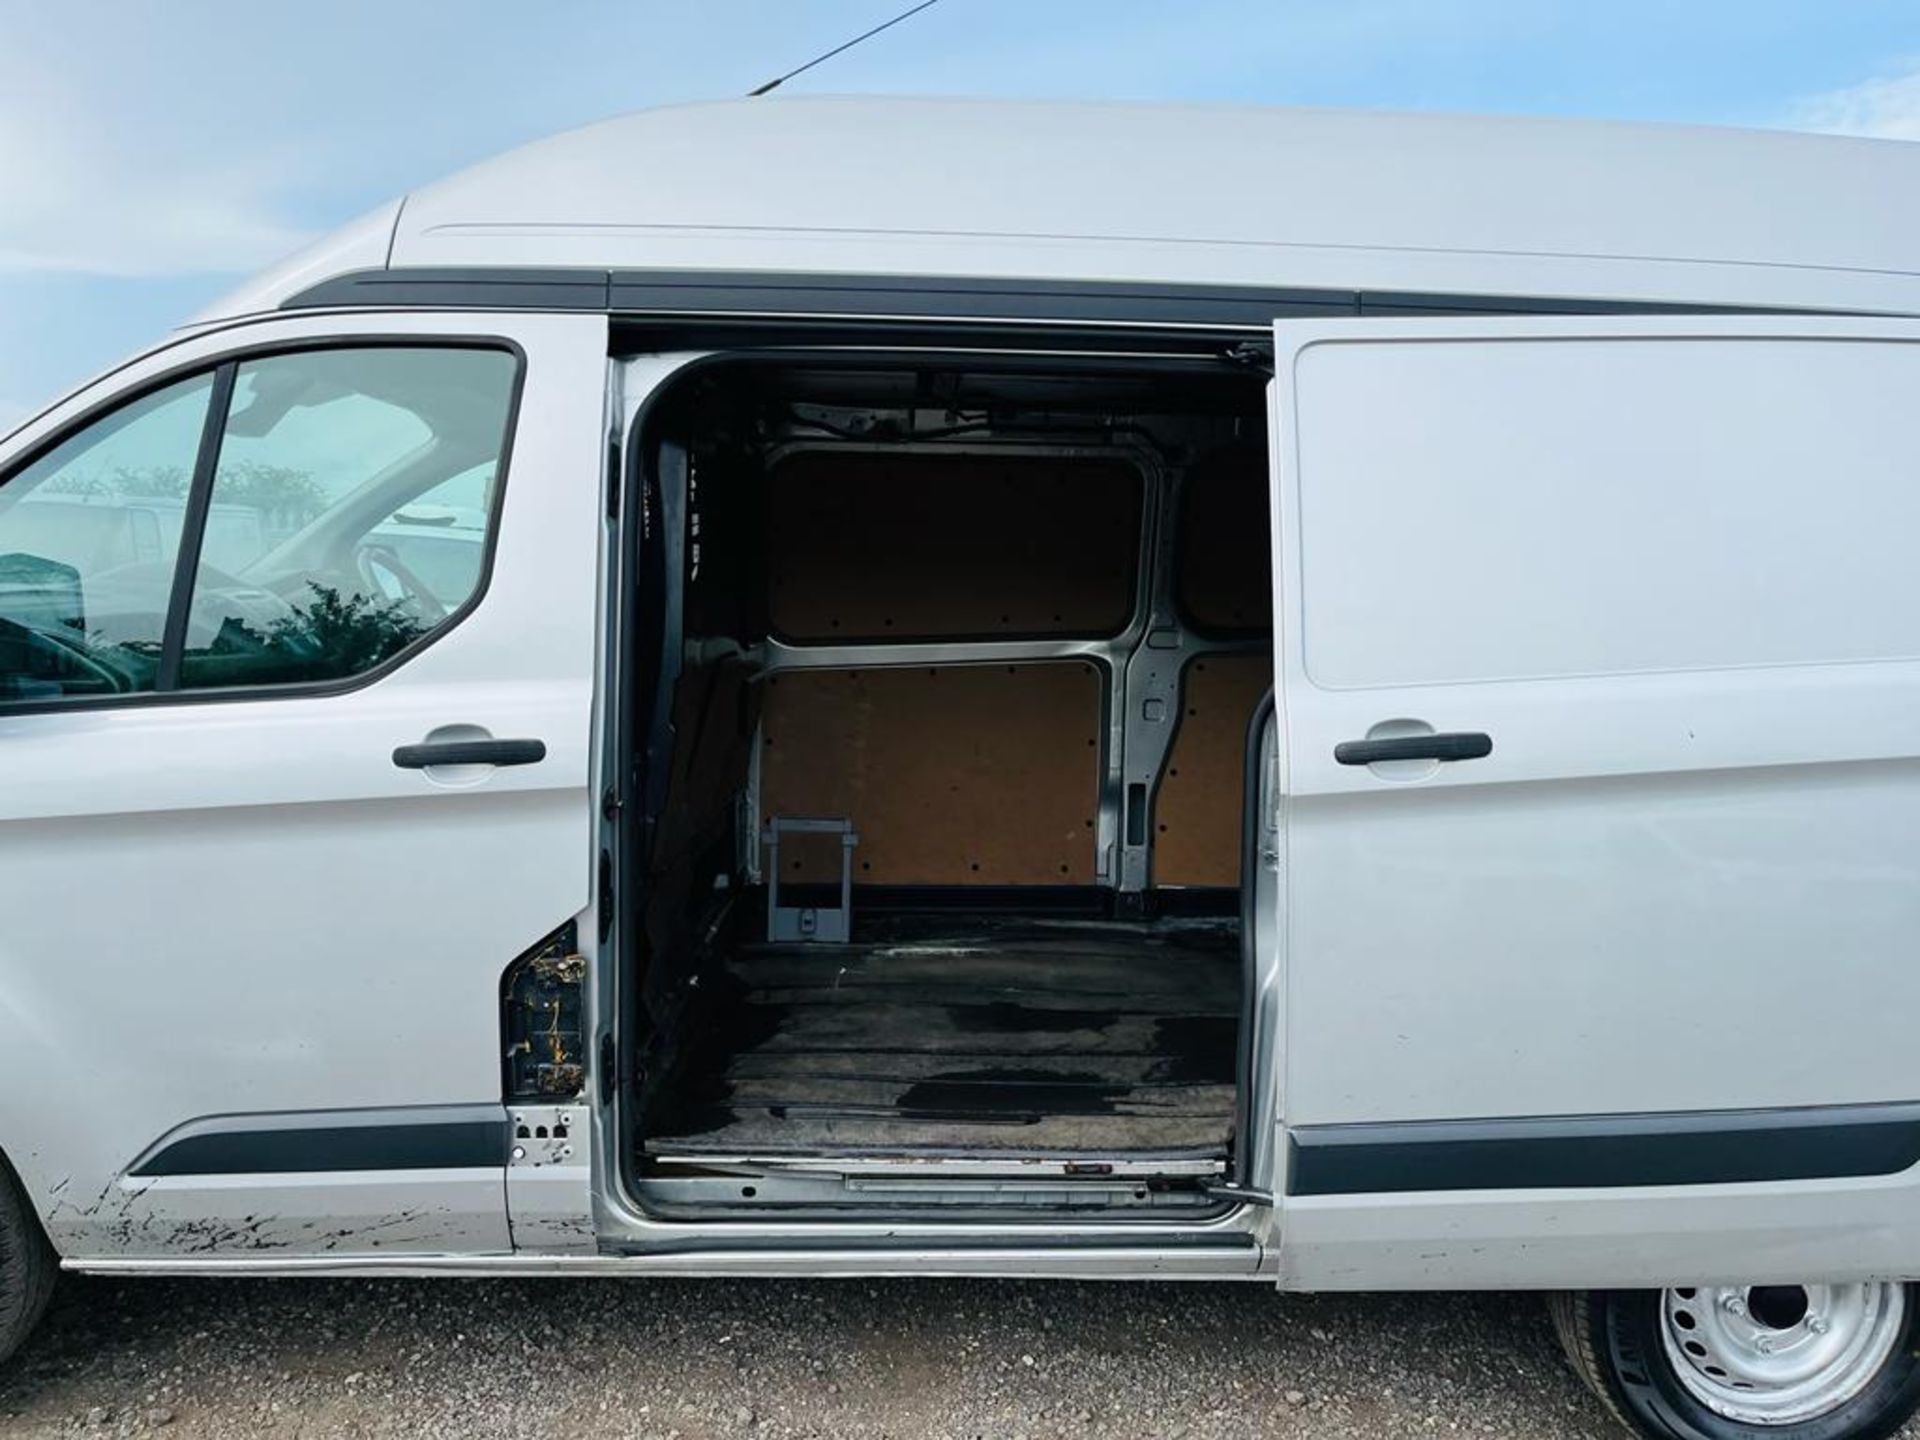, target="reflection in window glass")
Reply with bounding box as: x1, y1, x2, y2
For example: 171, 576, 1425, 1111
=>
180, 347, 517, 690
0, 376, 214, 702
368, 461, 495, 603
